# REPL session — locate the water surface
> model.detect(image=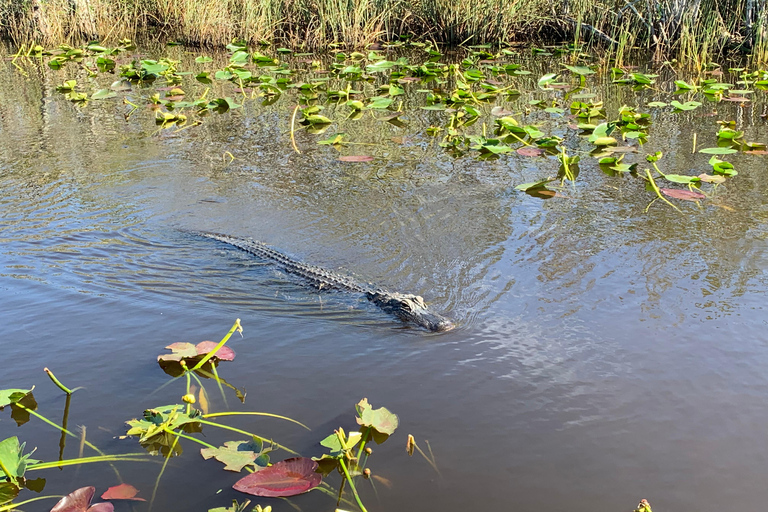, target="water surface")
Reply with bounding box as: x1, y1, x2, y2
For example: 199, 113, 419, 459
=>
2, 47, 768, 511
